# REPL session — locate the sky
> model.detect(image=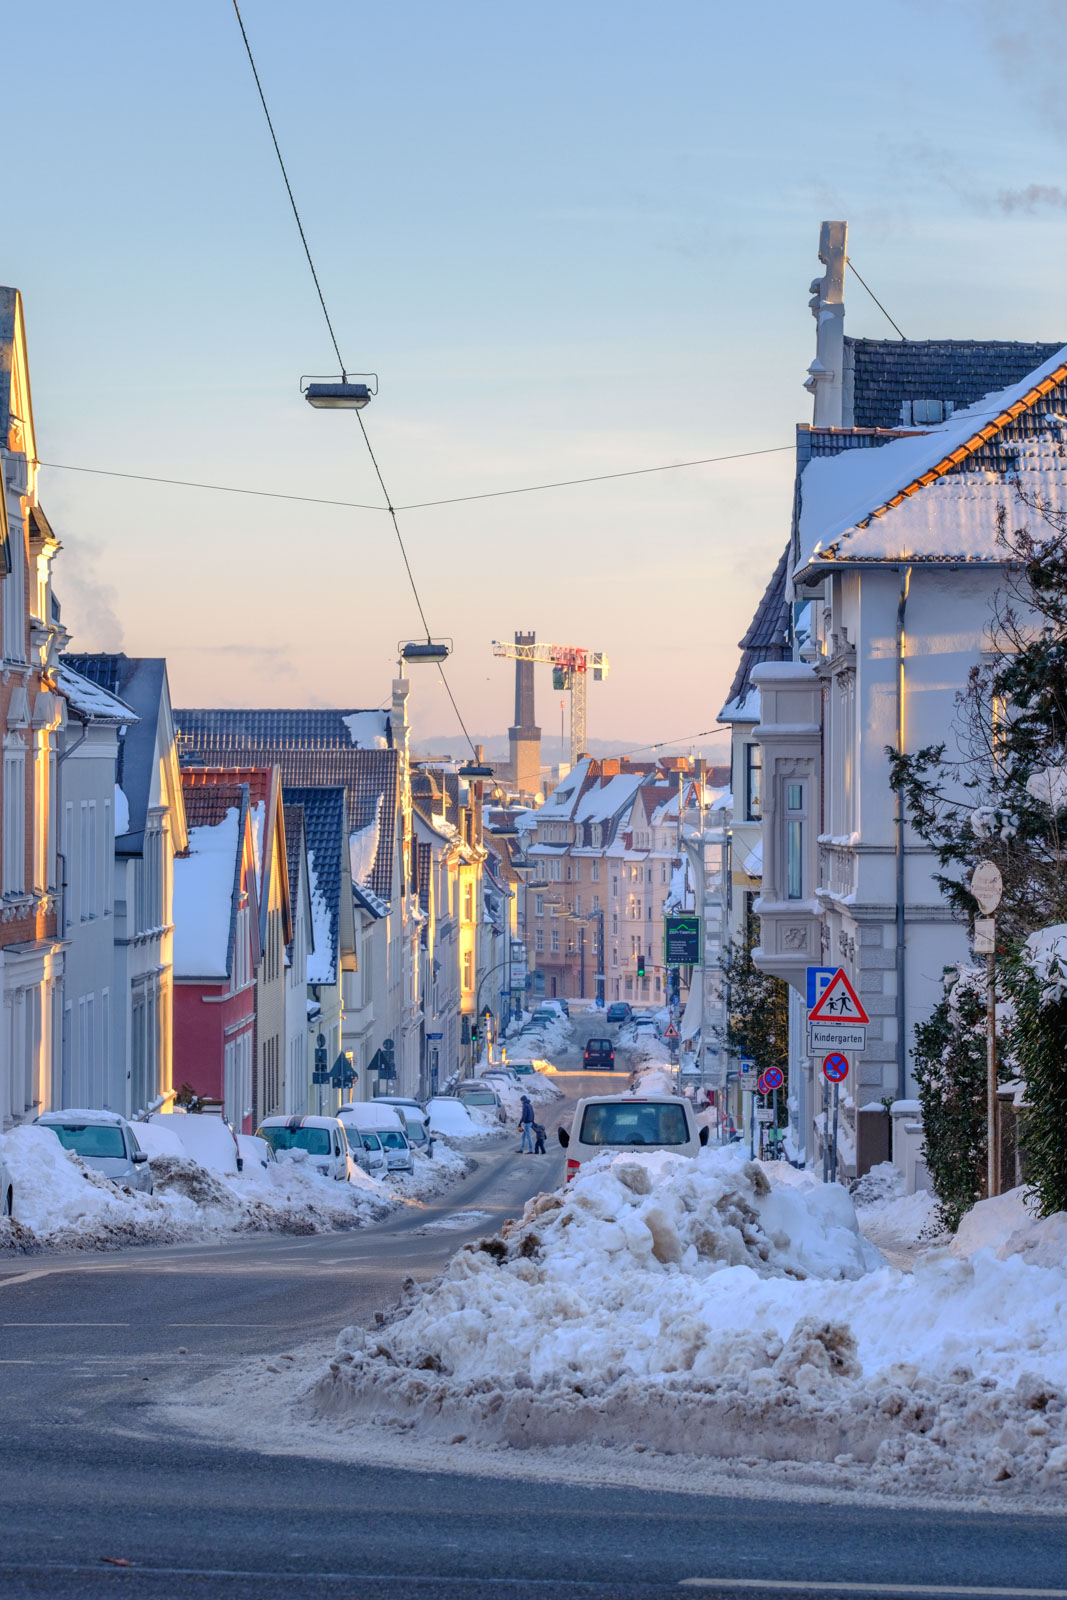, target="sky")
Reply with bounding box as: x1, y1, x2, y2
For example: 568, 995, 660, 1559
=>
7, 0, 1067, 753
